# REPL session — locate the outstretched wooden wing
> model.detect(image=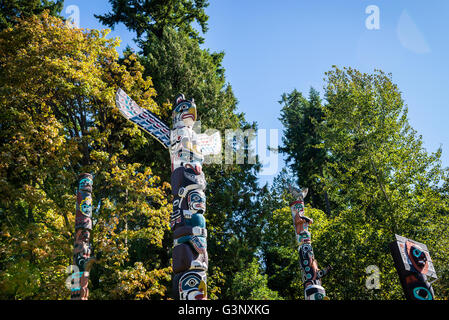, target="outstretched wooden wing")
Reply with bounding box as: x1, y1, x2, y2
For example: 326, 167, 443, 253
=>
115, 88, 171, 149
